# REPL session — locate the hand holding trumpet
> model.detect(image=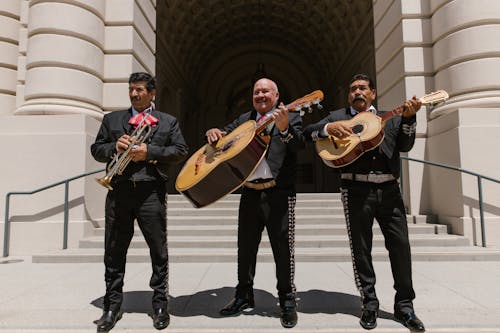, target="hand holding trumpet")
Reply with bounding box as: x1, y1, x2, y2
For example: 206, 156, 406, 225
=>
116, 134, 148, 162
